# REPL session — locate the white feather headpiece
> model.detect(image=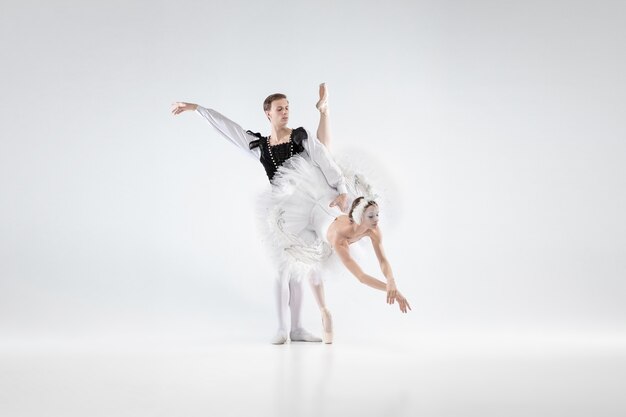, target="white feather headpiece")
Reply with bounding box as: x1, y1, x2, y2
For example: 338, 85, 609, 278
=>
351, 196, 377, 225
351, 198, 368, 225
344, 170, 379, 225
